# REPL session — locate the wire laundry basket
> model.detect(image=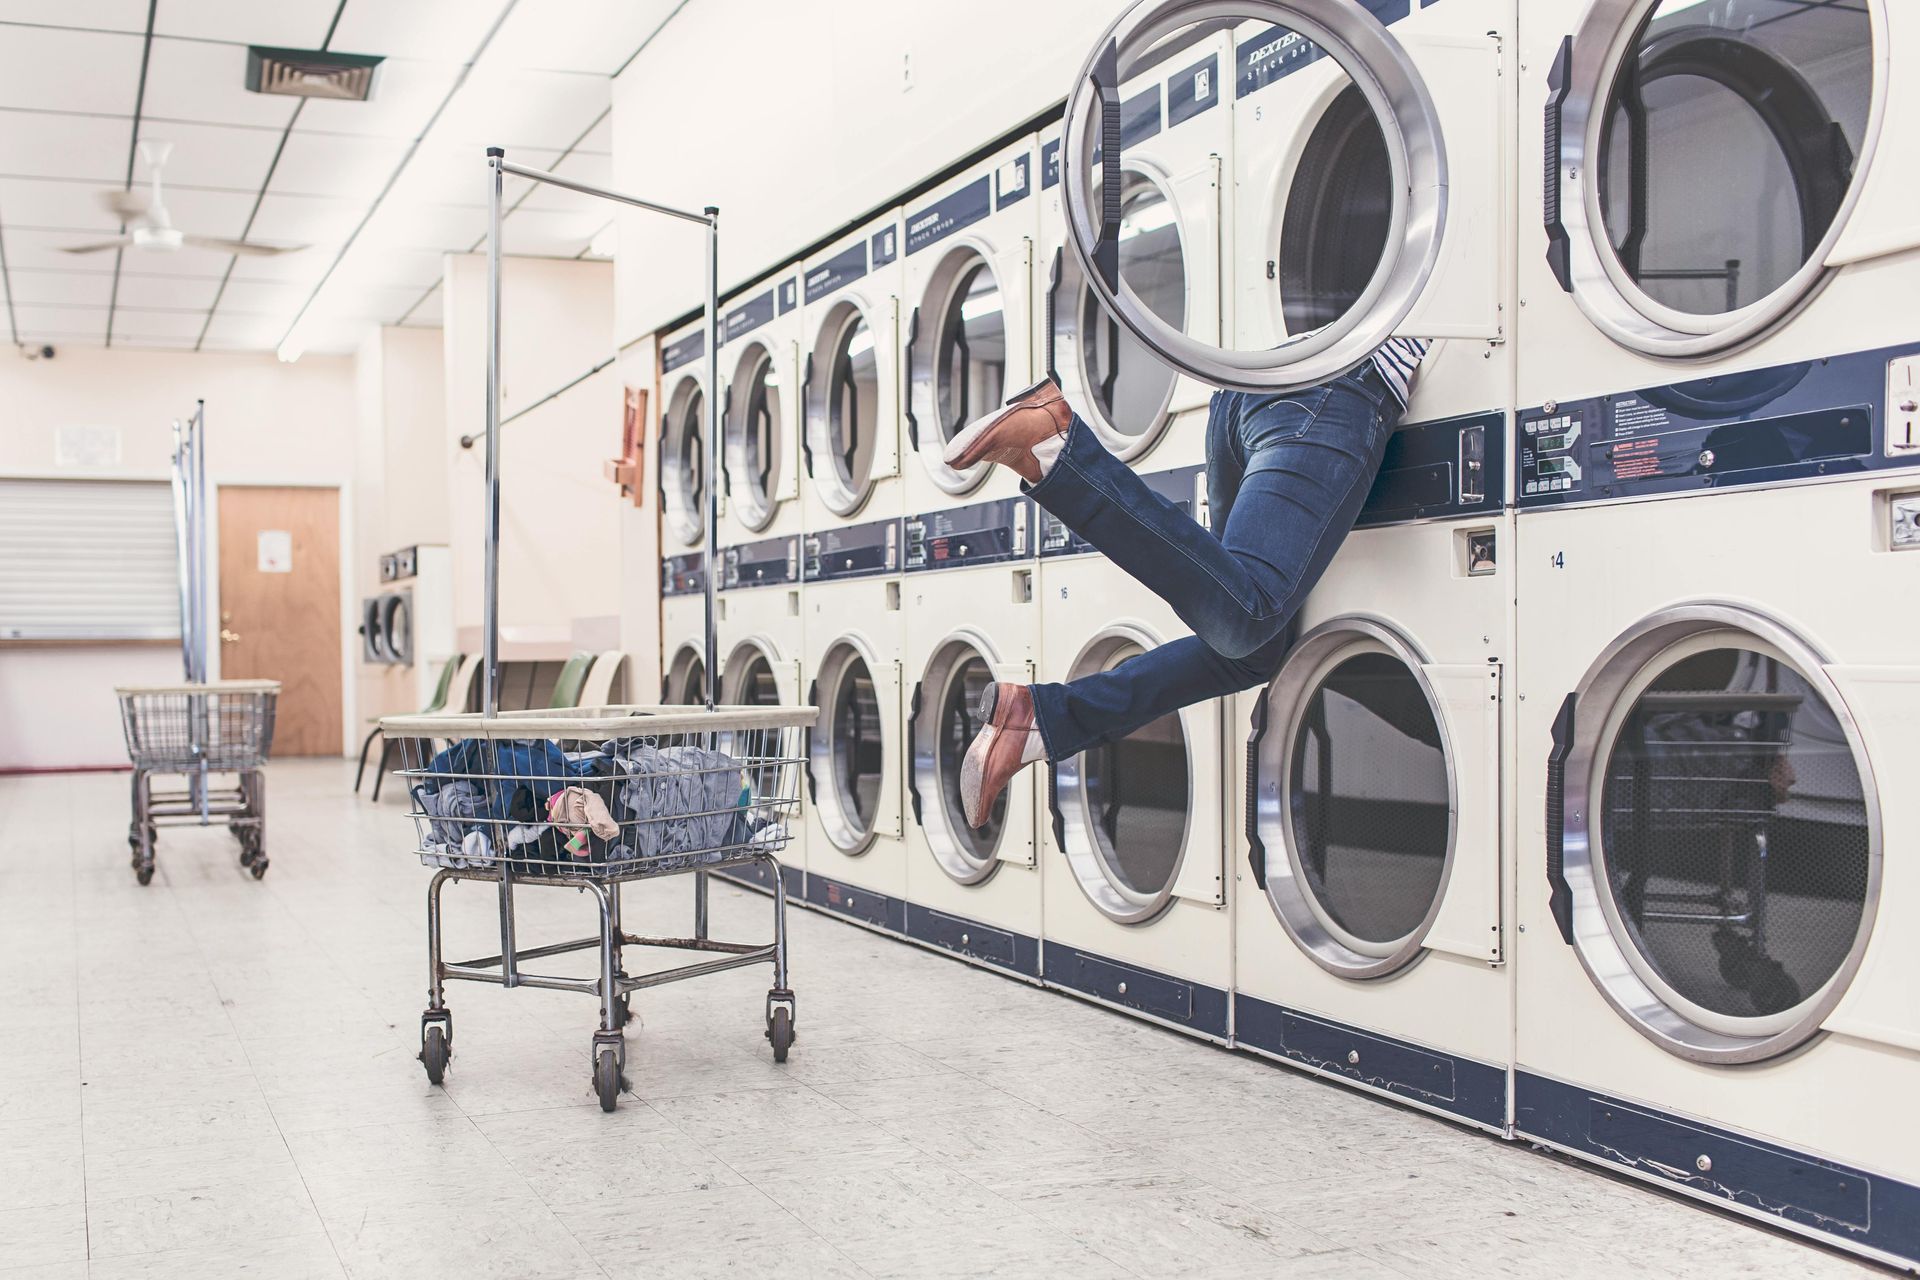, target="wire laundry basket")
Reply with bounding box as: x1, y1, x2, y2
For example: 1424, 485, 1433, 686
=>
116, 680, 280, 885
